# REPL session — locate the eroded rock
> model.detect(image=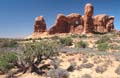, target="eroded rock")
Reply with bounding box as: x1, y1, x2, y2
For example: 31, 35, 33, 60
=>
33, 3, 115, 36
34, 16, 47, 33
